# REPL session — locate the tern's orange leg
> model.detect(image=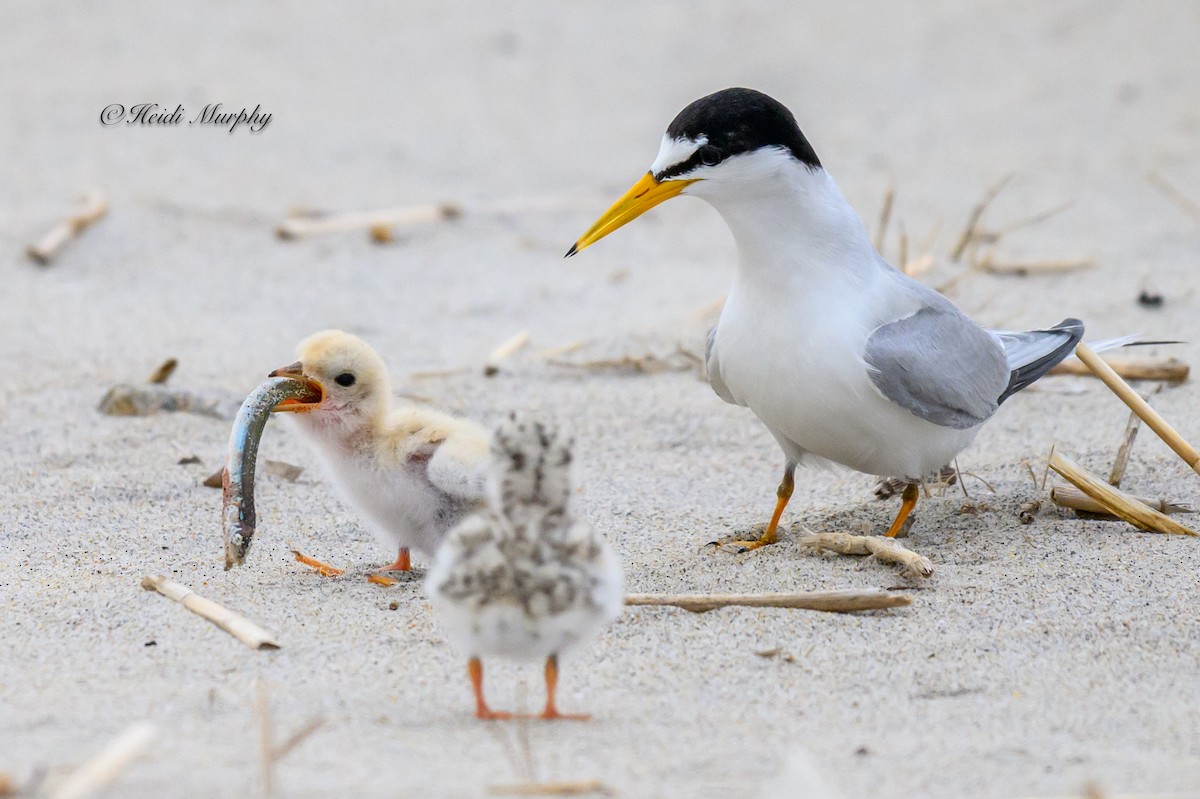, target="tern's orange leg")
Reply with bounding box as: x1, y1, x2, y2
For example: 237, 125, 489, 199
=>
375, 547, 411, 573
884, 483, 920, 538
469, 657, 513, 721
720, 462, 797, 552
538, 655, 589, 721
